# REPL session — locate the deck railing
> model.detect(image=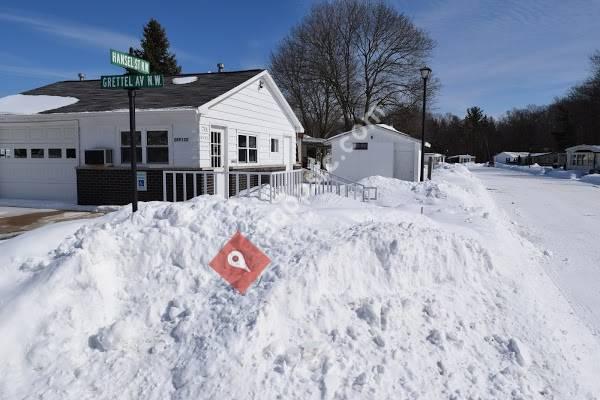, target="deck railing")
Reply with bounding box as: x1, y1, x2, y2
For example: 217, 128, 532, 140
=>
163, 168, 377, 203
307, 167, 378, 201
